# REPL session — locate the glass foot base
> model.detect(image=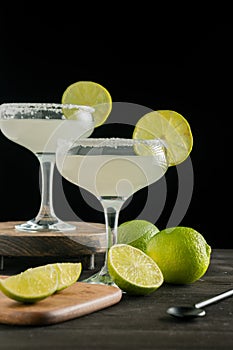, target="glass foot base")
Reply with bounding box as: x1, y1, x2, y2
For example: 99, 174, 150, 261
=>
82, 270, 118, 287
15, 218, 76, 232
